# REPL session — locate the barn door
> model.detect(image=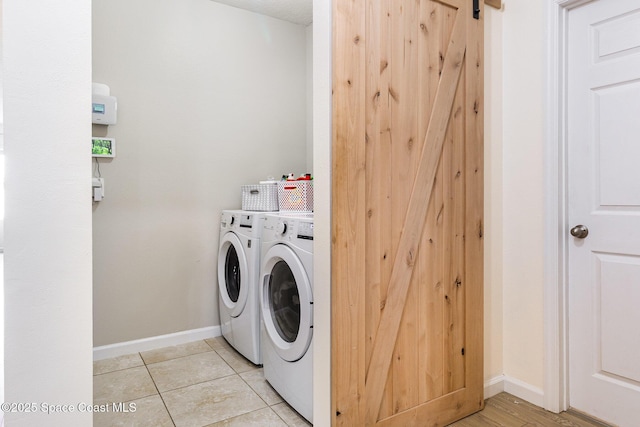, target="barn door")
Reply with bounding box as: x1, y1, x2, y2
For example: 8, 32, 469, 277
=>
331, 0, 484, 425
